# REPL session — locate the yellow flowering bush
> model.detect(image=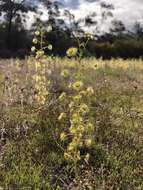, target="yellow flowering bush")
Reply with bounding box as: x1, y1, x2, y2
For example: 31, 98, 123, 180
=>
30, 28, 96, 169
58, 50, 95, 164
32, 27, 52, 105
